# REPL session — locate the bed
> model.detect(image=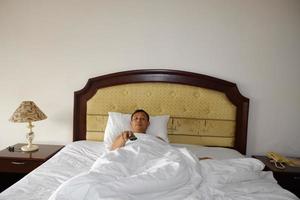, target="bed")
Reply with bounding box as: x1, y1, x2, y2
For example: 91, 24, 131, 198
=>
0, 69, 298, 200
